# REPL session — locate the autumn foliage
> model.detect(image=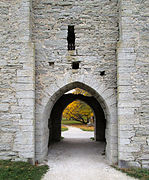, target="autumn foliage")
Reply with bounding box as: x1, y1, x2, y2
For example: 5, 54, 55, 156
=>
63, 89, 94, 124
